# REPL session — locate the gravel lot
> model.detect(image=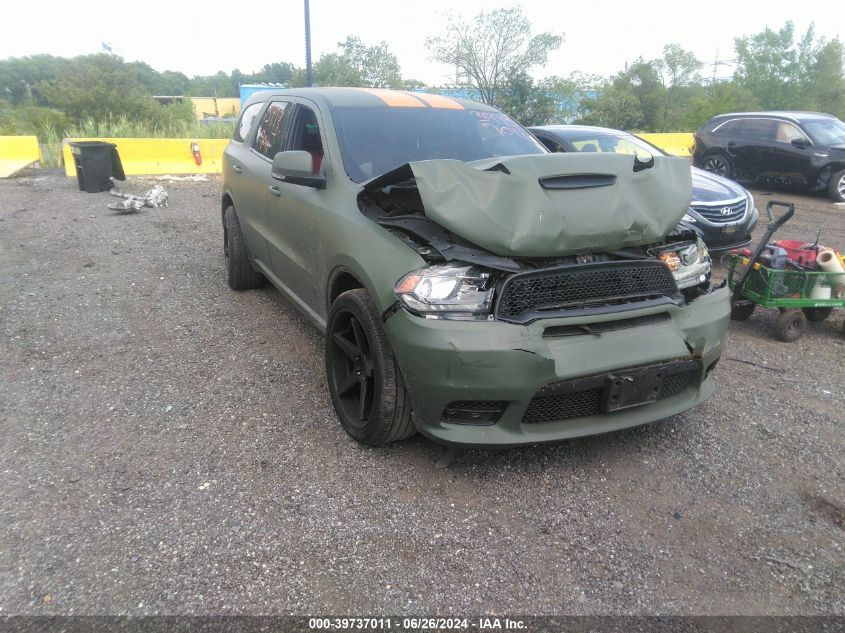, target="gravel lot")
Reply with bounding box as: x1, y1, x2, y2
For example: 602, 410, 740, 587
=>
1, 171, 843, 616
